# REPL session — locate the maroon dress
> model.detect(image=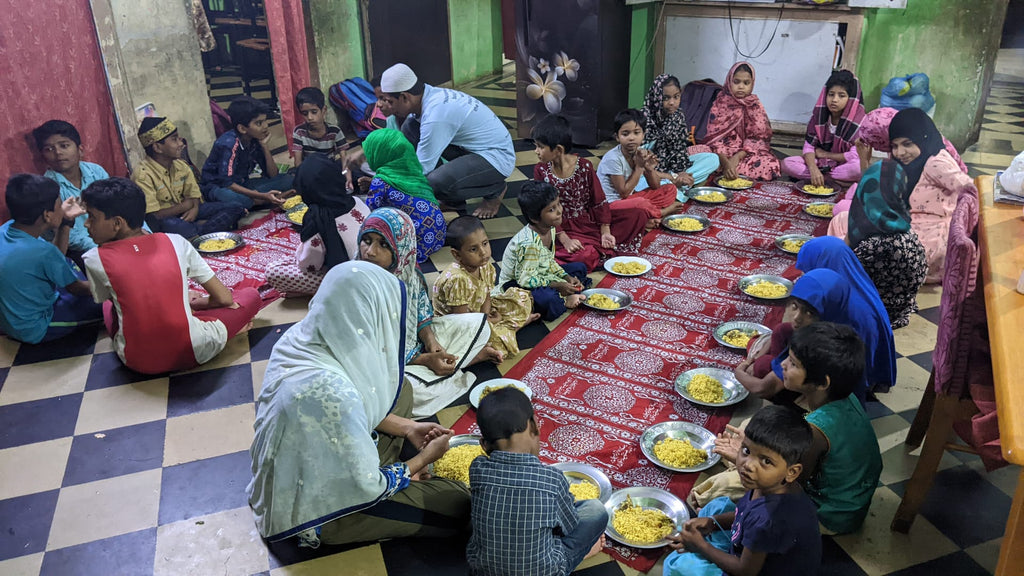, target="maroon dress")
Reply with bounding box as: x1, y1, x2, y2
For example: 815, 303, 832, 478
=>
535, 158, 648, 271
